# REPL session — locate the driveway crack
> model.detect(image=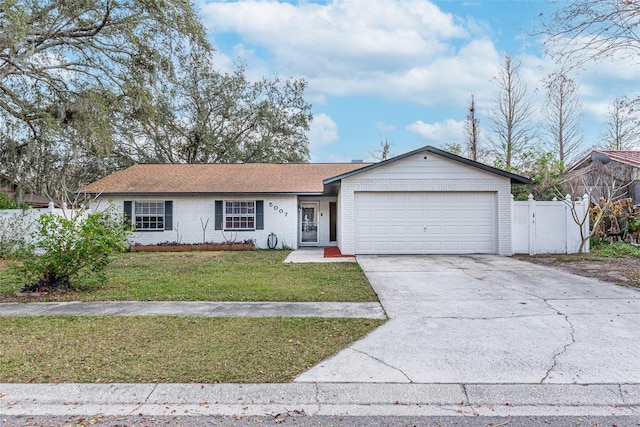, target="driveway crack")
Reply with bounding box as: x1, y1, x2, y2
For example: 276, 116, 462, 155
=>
618, 383, 640, 414
349, 348, 412, 382
462, 384, 471, 406
442, 258, 580, 384
541, 300, 576, 384
128, 383, 158, 415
